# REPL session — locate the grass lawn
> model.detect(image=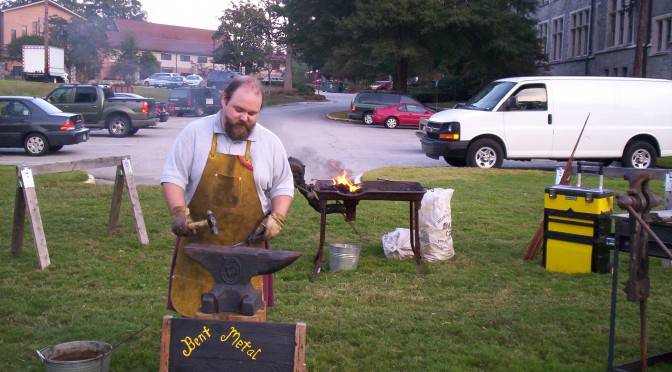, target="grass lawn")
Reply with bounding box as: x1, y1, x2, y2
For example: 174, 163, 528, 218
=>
0, 80, 317, 106
1, 165, 671, 371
